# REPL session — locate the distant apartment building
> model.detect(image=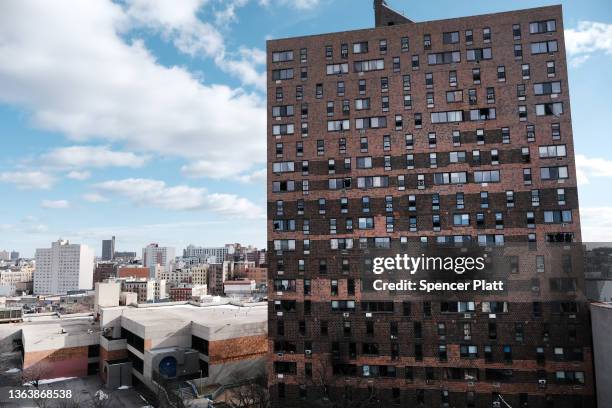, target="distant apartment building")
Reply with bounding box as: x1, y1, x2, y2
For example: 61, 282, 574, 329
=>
169, 284, 208, 301
34, 240, 94, 295
113, 251, 137, 262
94, 262, 116, 283
101, 236, 115, 261
10, 251, 19, 262
183, 245, 229, 263
121, 278, 167, 303
267, 2, 593, 407
190, 264, 209, 286
0, 250, 9, 261
0, 267, 34, 296
142, 243, 175, 274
